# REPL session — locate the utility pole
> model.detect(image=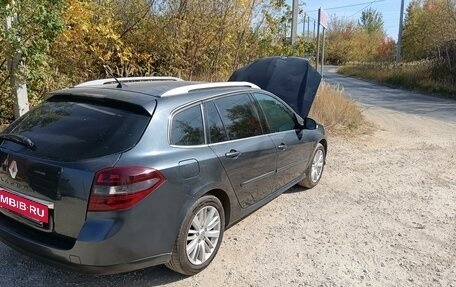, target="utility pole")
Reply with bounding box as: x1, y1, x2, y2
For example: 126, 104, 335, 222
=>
5, 0, 29, 119
307, 16, 310, 39
291, 0, 299, 46
313, 19, 316, 38
316, 9, 321, 71
302, 14, 306, 37
396, 0, 405, 63
321, 27, 326, 76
